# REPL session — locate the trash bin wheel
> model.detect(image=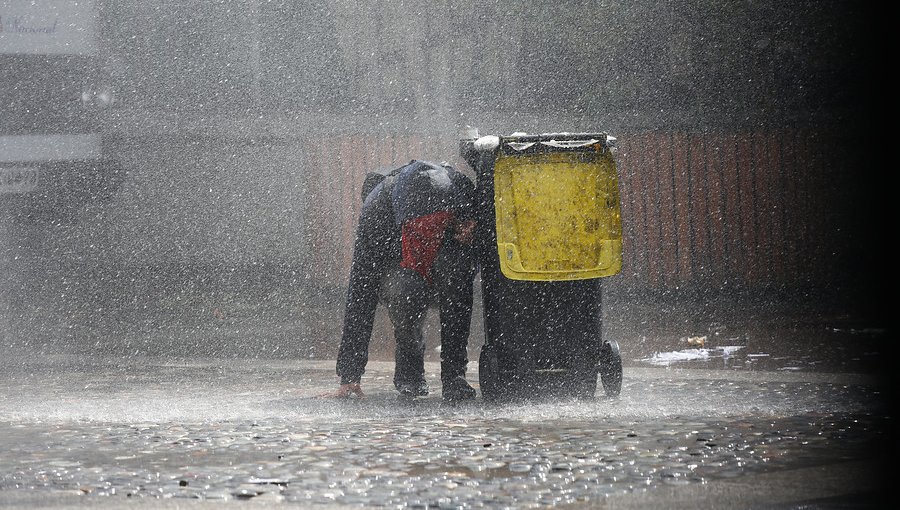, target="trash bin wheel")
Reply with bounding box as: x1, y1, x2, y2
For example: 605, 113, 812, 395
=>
478, 344, 502, 402
598, 339, 622, 397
